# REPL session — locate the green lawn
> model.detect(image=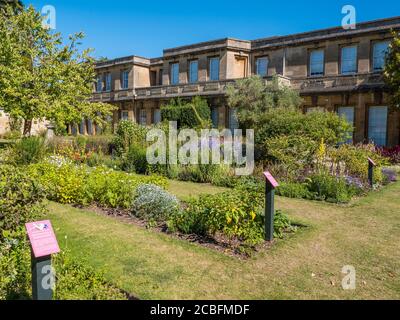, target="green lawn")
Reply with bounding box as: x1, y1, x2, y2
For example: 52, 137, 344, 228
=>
166, 179, 229, 201
46, 181, 400, 300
